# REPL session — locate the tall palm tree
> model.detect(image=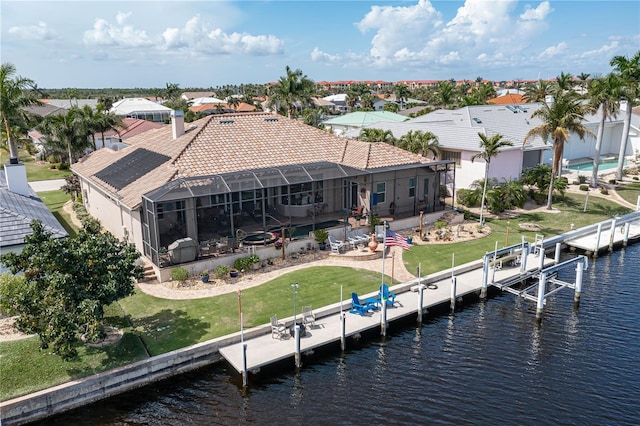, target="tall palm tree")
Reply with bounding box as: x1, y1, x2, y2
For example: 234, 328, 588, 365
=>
267, 66, 314, 119
586, 73, 622, 187
0, 62, 41, 163
37, 107, 91, 164
436, 81, 455, 109
398, 130, 440, 158
393, 84, 411, 110
577, 72, 591, 94
94, 111, 124, 149
610, 51, 640, 180
471, 133, 513, 225
524, 91, 593, 210
553, 72, 575, 93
